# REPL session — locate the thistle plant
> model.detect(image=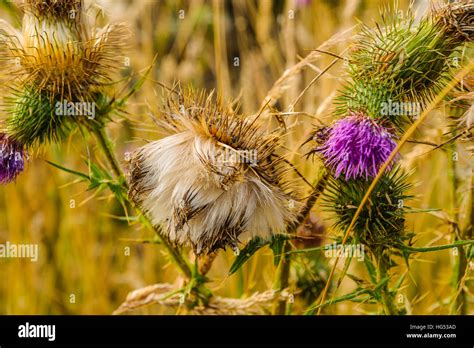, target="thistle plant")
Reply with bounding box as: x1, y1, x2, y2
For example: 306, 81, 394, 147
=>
308, 2, 474, 314
0, 0, 126, 148
322, 168, 412, 251
0, 0, 210, 305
